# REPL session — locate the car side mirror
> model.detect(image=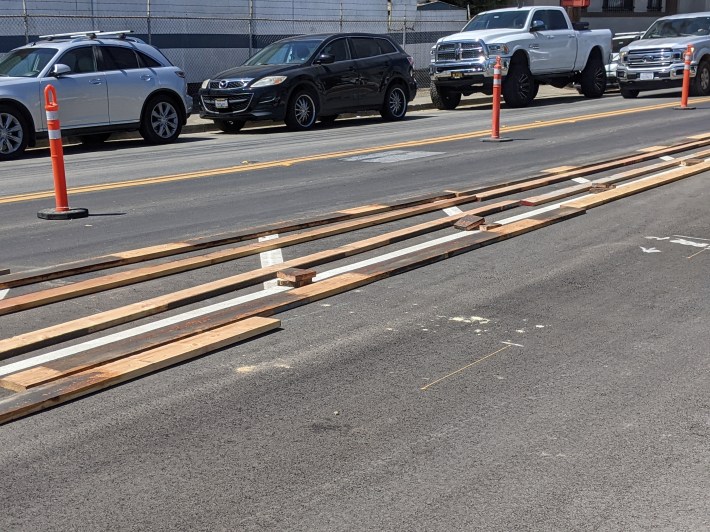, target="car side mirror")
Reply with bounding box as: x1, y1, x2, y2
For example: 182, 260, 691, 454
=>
530, 20, 546, 32
51, 64, 71, 77
314, 53, 336, 65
